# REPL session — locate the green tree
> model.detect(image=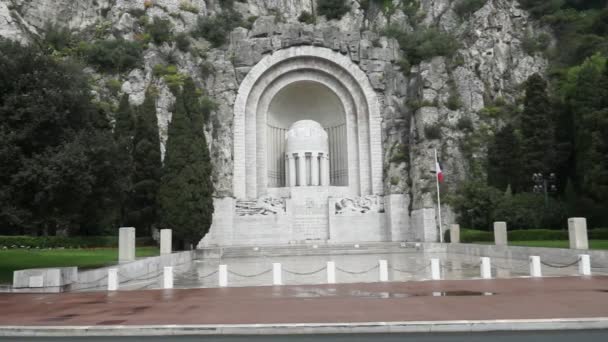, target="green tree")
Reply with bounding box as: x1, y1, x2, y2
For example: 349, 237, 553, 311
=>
113, 94, 136, 224
317, 0, 350, 20
487, 124, 521, 192
0, 39, 125, 235
449, 180, 502, 230
519, 74, 557, 188
159, 78, 215, 249
128, 89, 162, 235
